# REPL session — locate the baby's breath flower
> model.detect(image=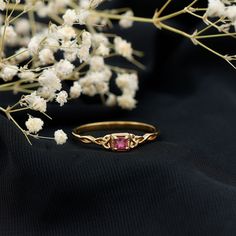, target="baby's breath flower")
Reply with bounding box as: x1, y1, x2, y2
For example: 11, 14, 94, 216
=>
89, 0, 104, 8
70, 81, 82, 98
225, 5, 236, 21
117, 94, 137, 110
37, 86, 56, 101
63, 9, 78, 26
15, 48, 30, 63
39, 48, 55, 65
0, 65, 18, 82
106, 93, 117, 107
77, 45, 90, 62
28, 35, 43, 54
15, 18, 30, 35
114, 37, 133, 59
56, 91, 68, 106
18, 71, 36, 82
25, 116, 44, 134
82, 31, 92, 47
22, 92, 47, 113
89, 56, 105, 71
80, 0, 90, 8
44, 37, 60, 53
119, 10, 134, 28
56, 26, 76, 41
116, 73, 139, 96
0, 0, 6, 11
55, 59, 75, 79
206, 0, 225, 17
95, 44, 110, 56
38, 69, 62, 91
54, 129, 68, 145
92, 33, 109, 48
77, 9, 90, 25
0, 25, 17, 46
